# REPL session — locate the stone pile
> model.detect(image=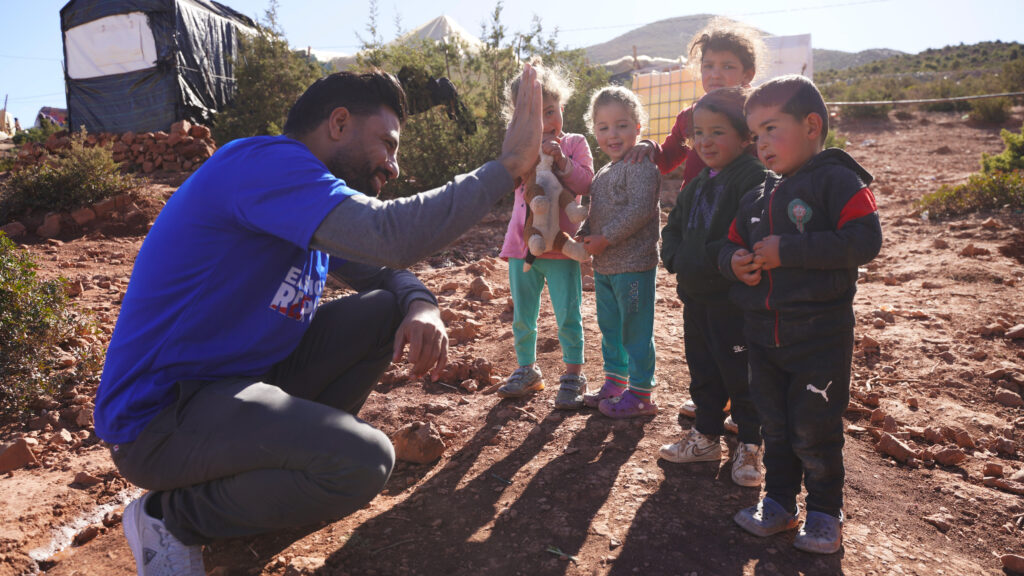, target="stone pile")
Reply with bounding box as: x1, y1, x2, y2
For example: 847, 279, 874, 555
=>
14, 120, 216, 174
